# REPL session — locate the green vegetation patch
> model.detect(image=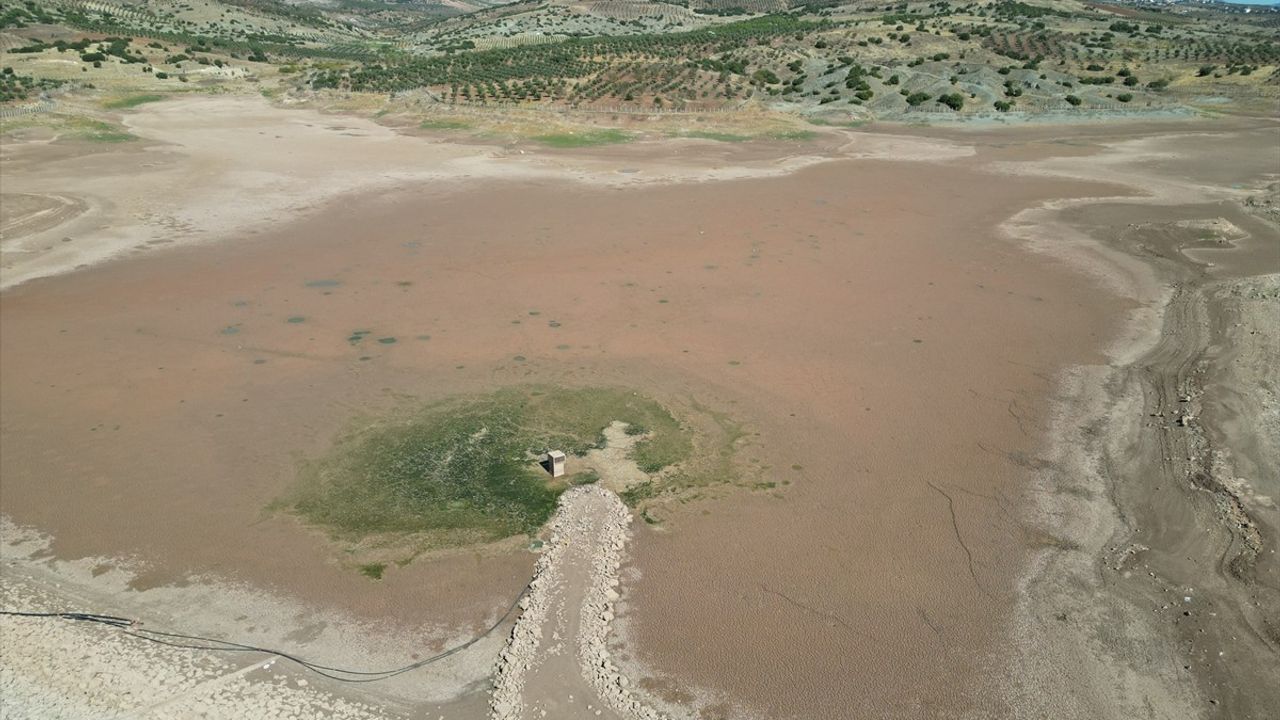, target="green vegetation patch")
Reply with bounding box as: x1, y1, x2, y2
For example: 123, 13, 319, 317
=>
620, 400, 746, 507
0, 68, 64, 103
683, 130, 749, 143
532, 129, 632, 148
59, 117, 136, 143
807, 118, 867, 128
103, 94, 166, 110
282, 387, 691, 545
766, 129, 817, 141
419, 118, 471, 130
